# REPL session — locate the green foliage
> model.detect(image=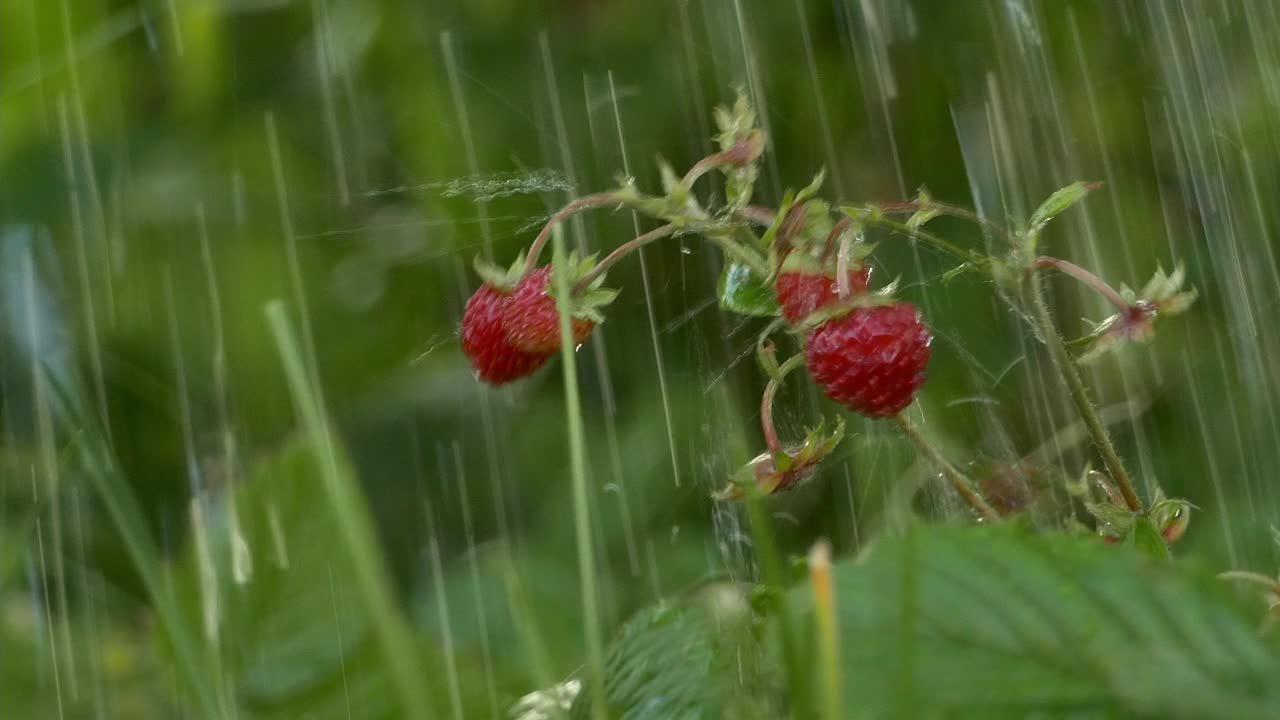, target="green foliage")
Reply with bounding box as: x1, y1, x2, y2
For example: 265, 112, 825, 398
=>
585, 526, 1280, 719
792, 524, 1280, 719
571, 585, 781, 720
171, 438, 405, 718
1028, 181, 1100, 236
718, 261, 782, 317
